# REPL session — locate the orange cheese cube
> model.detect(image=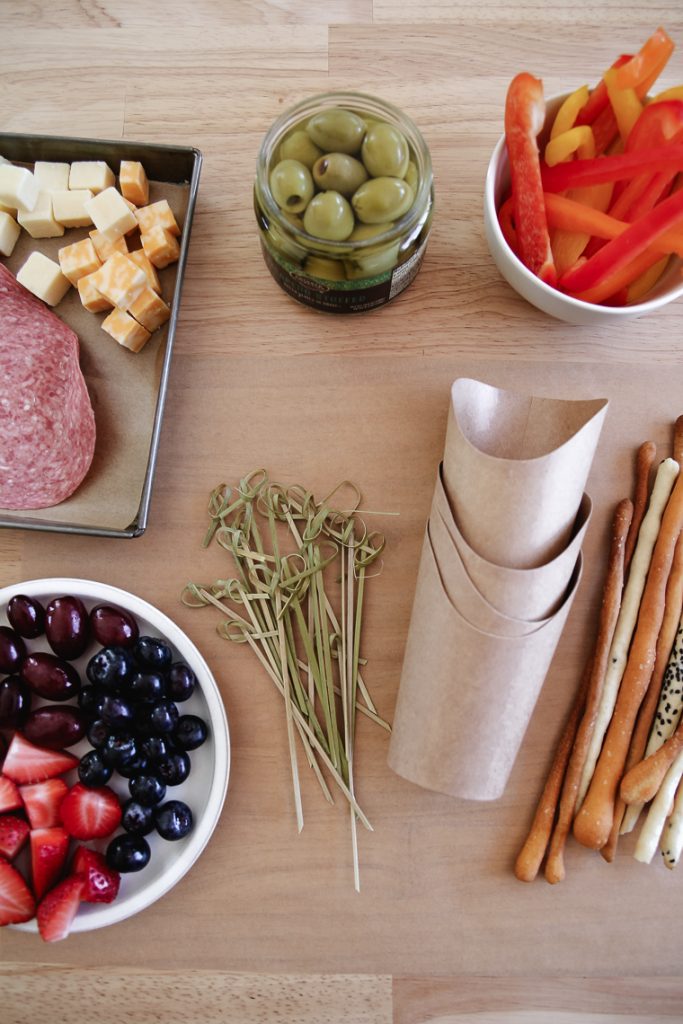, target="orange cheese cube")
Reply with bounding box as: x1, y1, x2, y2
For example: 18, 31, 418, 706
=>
102, 308, 151, 353
135, 199, 180, 237
141, 225, 180, 269
128, 249, 160, 292
119, 161, 149, 206
77, 271, 113, 313
89, 228, 128, 261
91, 252, 148, 309
128, 287, 170, 333
58, 237, 101, 285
